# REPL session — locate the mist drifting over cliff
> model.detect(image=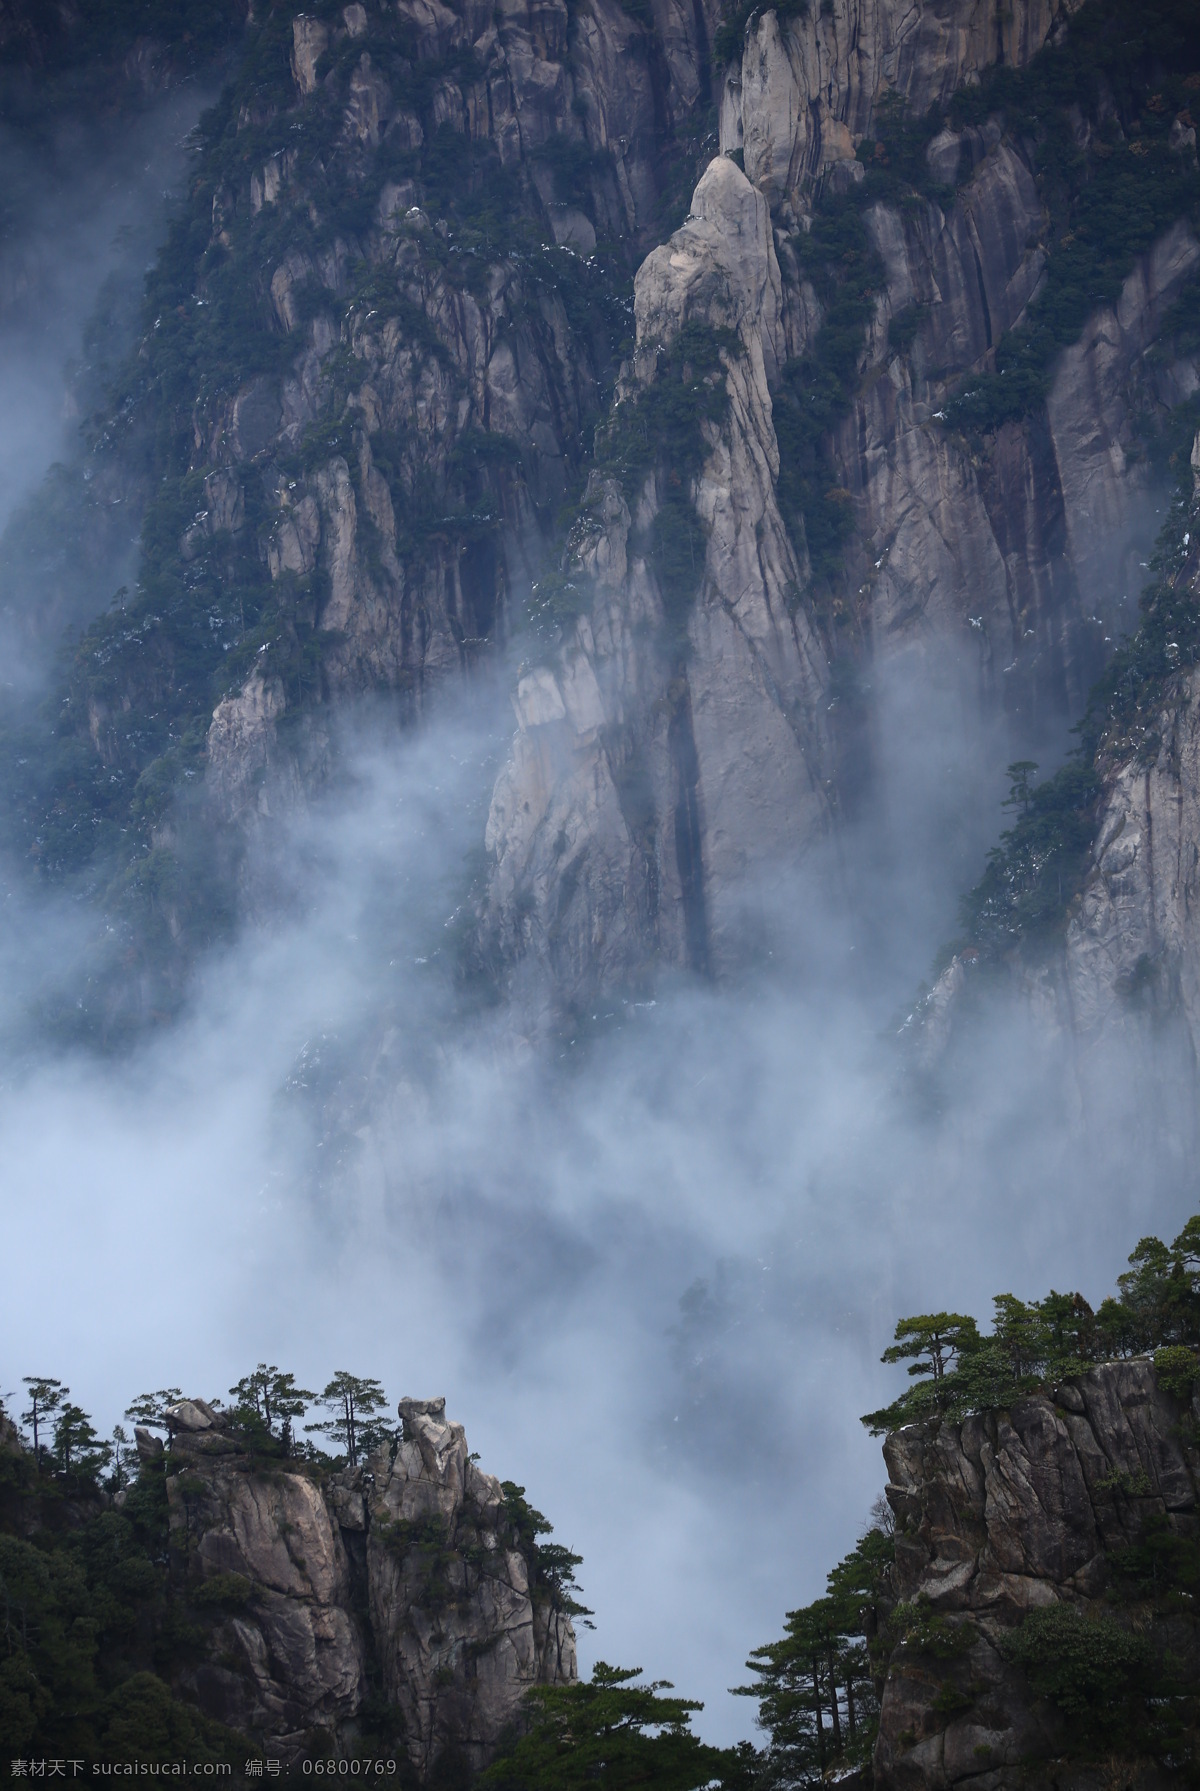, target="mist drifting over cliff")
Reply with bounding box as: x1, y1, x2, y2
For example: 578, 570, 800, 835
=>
1, 648, 1193, 1742
2, 0, 1199, 1755
0, 82, 214, 693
